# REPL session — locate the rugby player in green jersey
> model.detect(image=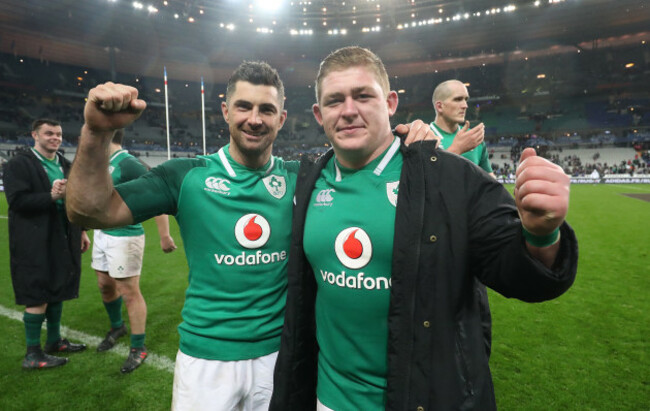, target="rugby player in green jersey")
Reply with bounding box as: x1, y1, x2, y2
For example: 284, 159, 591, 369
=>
270, 47, 578, 410
92, 128, 177, 374
68, 63, 294, 410
66, 62, 435, 409
430, 79, 494, 177
431, 79, 496, 359
5, 119, 90, 370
